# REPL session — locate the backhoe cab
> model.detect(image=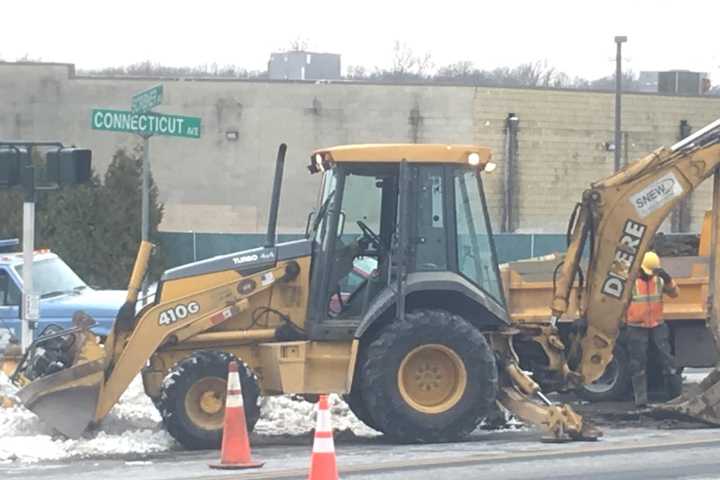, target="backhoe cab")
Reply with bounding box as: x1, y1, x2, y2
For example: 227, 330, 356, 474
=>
11, 143, 595, 449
